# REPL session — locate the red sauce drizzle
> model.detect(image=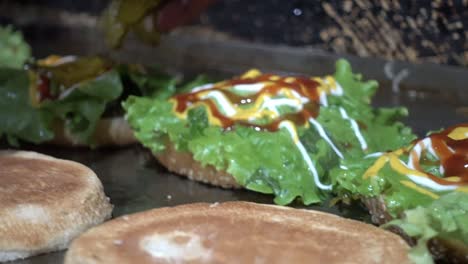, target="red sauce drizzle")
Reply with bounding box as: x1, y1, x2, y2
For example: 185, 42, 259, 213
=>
172, 73, 321, 131
36, 74, 57, 102
417, 124, 468, 185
